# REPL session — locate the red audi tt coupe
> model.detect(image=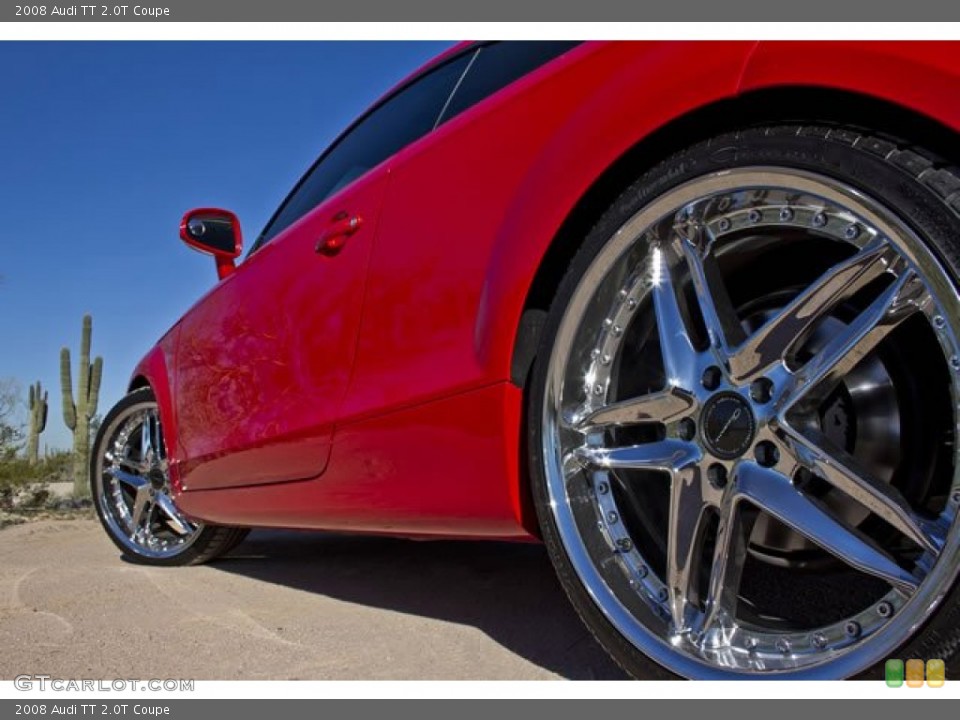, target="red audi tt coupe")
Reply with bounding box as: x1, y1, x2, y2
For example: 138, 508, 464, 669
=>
91, 40, 960, 679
